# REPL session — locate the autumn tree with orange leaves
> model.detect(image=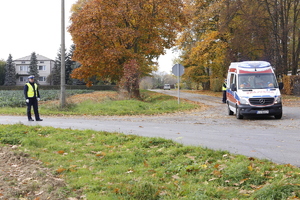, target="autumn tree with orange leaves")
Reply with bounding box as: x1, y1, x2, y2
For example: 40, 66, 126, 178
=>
69, 0, 186, 98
